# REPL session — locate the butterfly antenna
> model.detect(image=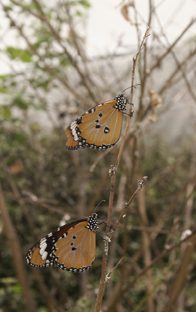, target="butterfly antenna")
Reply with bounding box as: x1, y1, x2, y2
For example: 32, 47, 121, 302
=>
95, 199, 106, 210
121, 84, 141, 93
